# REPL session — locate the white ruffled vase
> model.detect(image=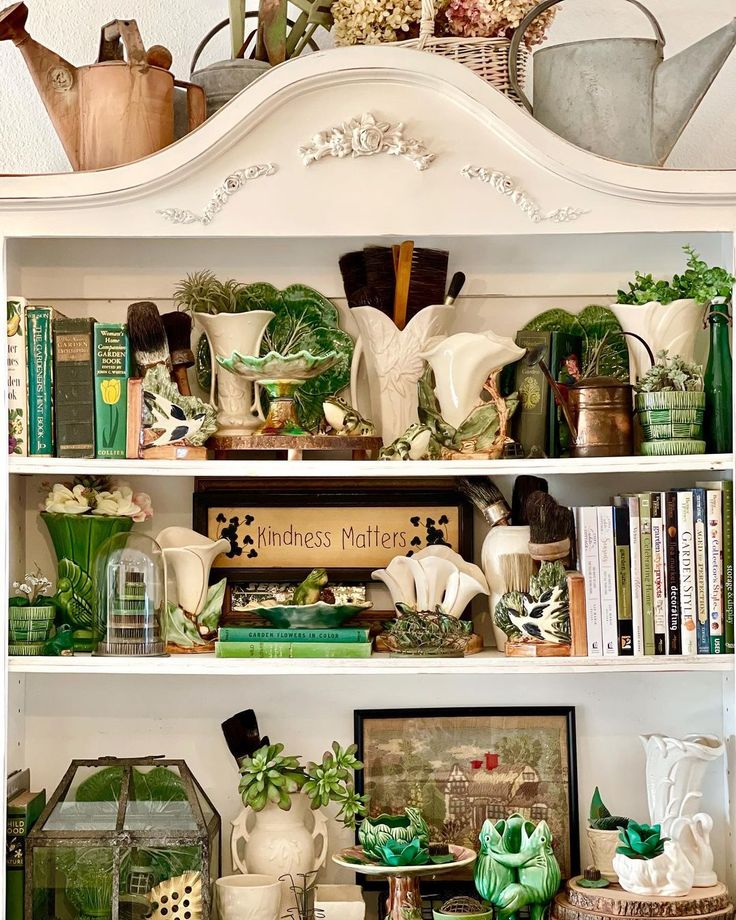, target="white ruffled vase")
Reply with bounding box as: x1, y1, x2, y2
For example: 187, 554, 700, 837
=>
613, 840, 695, 897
